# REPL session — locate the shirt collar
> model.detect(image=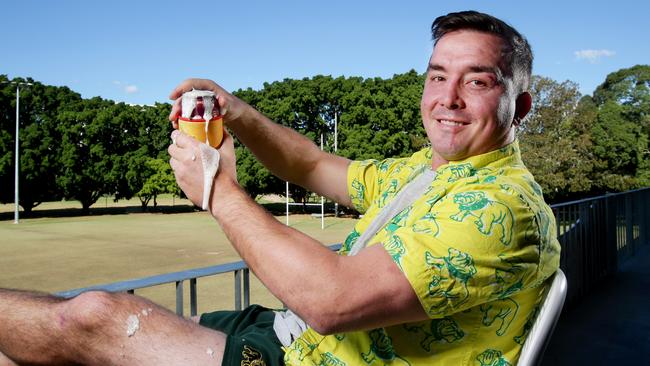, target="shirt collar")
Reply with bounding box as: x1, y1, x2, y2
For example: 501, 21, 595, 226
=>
426, 140, 523, 180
